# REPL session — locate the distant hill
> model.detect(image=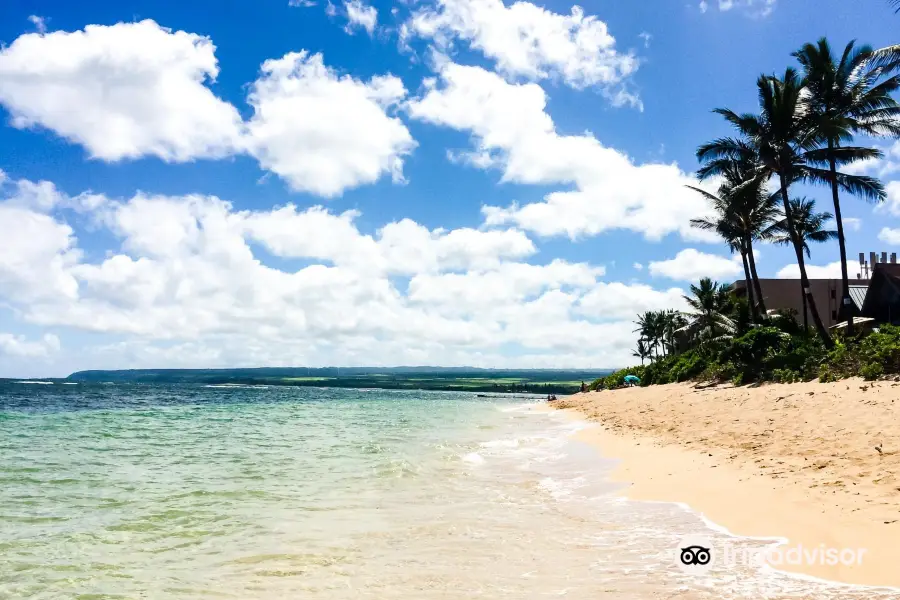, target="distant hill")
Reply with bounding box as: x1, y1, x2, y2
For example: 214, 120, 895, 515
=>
65, 367, 616, 394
